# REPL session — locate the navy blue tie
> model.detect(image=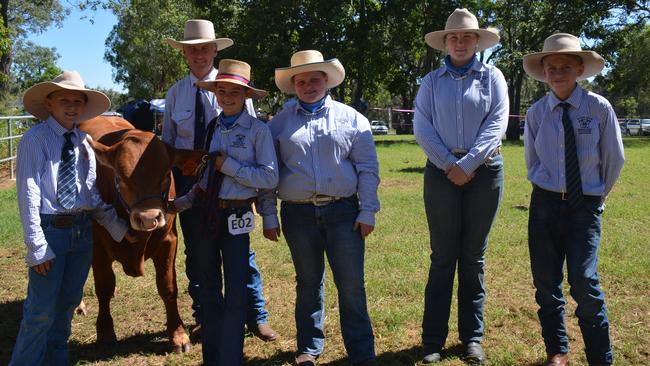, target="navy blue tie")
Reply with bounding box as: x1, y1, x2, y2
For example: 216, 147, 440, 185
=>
57, 132, 77, 209
560, 103, 584, 209
194, 87, 206, 149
